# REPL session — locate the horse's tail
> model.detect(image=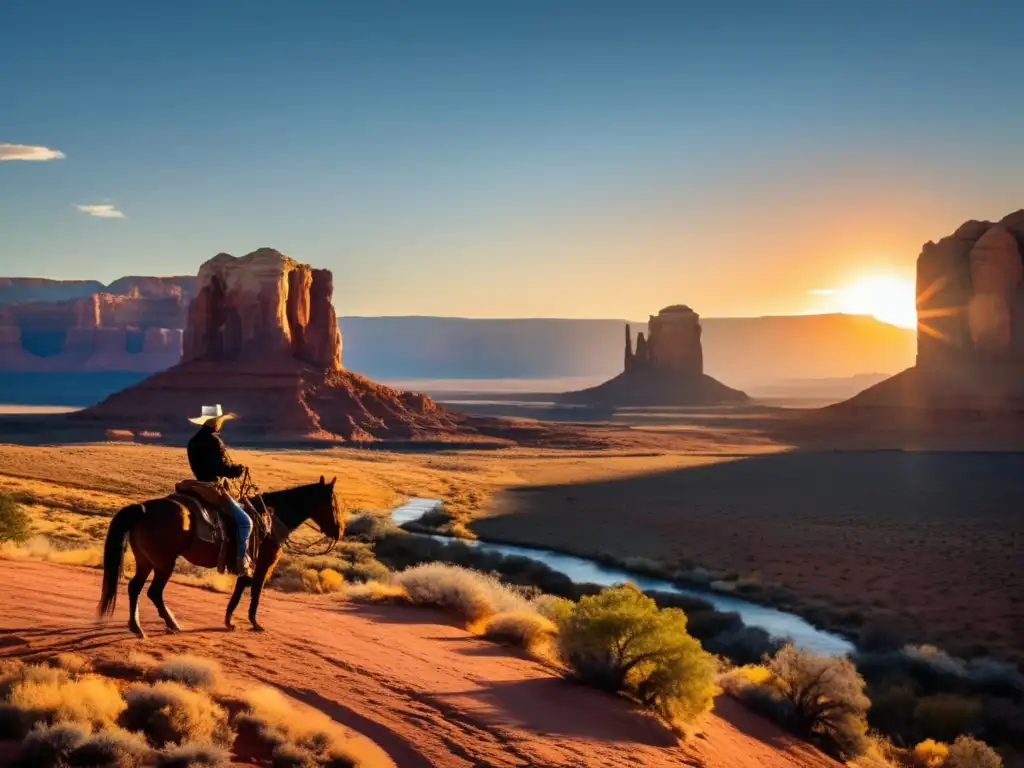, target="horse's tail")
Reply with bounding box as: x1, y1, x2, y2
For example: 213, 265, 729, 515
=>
98, 503, 144, 618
